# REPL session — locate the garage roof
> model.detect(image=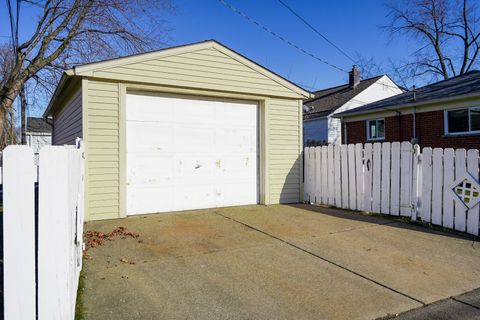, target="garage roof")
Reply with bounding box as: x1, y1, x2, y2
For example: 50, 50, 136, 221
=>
44, 40, 311, 117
